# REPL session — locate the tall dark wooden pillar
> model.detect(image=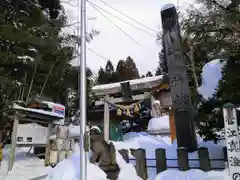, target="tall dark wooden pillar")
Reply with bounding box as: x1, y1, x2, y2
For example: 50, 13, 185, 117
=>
160, 4, 197, 151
